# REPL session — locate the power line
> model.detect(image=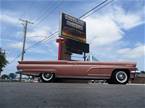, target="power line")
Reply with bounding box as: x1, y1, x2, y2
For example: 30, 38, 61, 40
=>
82, 0, 114, 19
9, 54, 21, 64
30, 0, 110, 50
23, 1, 38, 19
34, 1, 63, 27
33, 2, 56, 23
20, 1, 63, 53
79, 0, 108, 19
26, 31, 58, 50
87, 0, 114, 45
9, 0, 113, 64
8, 31, 58, 64
23, 0, 113, 53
